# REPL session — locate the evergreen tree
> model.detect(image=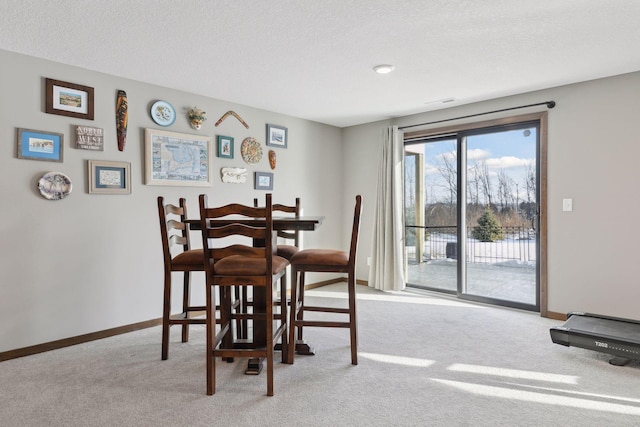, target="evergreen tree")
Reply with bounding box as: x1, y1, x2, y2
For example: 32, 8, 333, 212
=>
472, 209, 504, 242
